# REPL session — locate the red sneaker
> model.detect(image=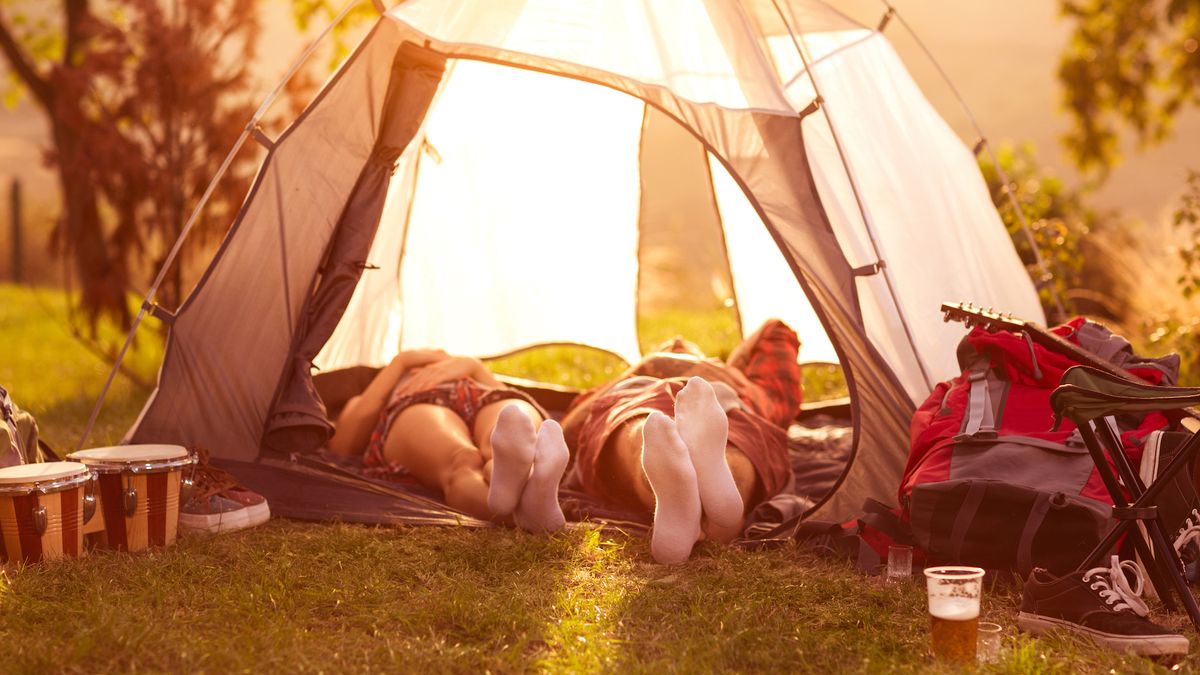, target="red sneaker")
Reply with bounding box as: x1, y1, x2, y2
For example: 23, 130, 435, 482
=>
179, 447, 271, 534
